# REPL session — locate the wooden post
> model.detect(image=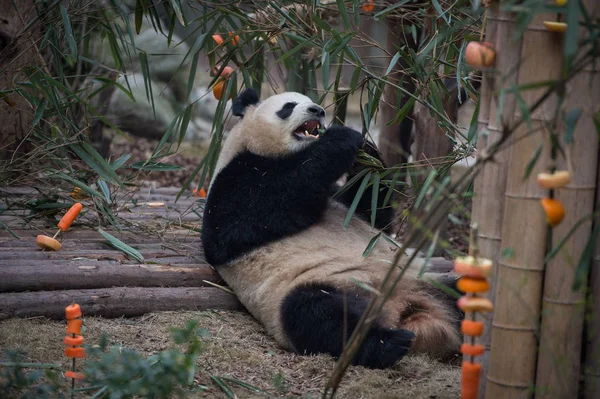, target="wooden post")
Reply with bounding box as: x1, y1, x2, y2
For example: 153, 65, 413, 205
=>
485, 8, 562, 398
469, 5, 523, 397
535, 2, 600, 397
